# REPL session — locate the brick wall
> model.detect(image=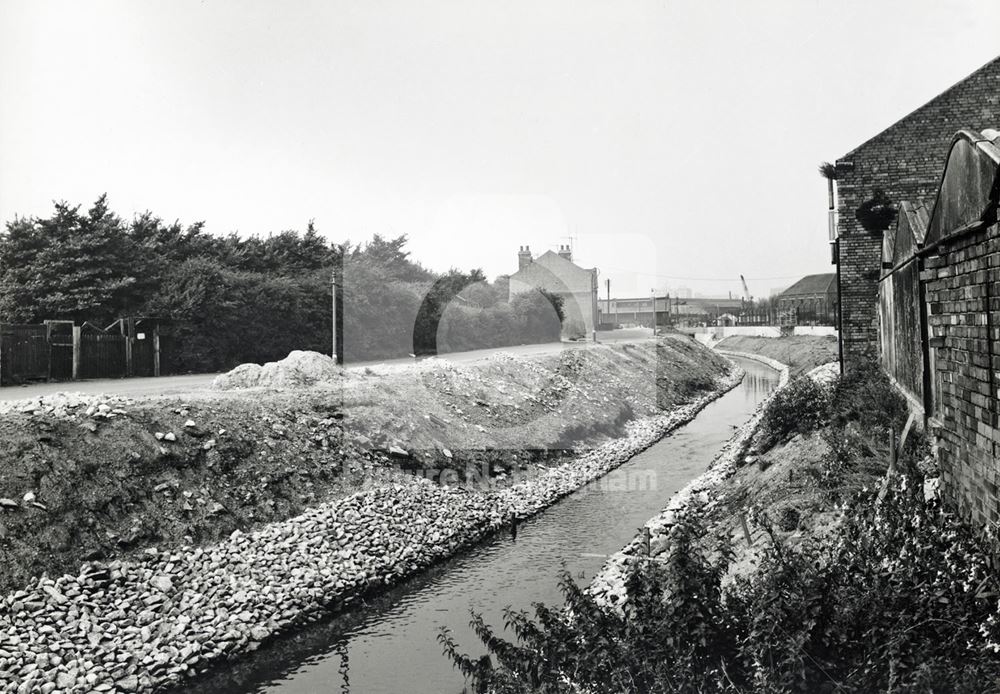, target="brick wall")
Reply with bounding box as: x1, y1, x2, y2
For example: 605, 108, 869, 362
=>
922, 223, 1000, 529
835, 56, 1000, 371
